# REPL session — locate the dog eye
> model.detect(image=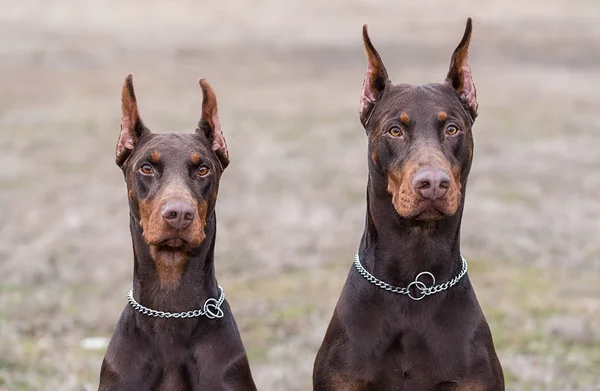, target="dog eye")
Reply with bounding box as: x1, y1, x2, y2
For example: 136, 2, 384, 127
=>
445, 125, 459, 135
139, 163, 154, 175
388, 126, 402, 137
197, 165, 210, 177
